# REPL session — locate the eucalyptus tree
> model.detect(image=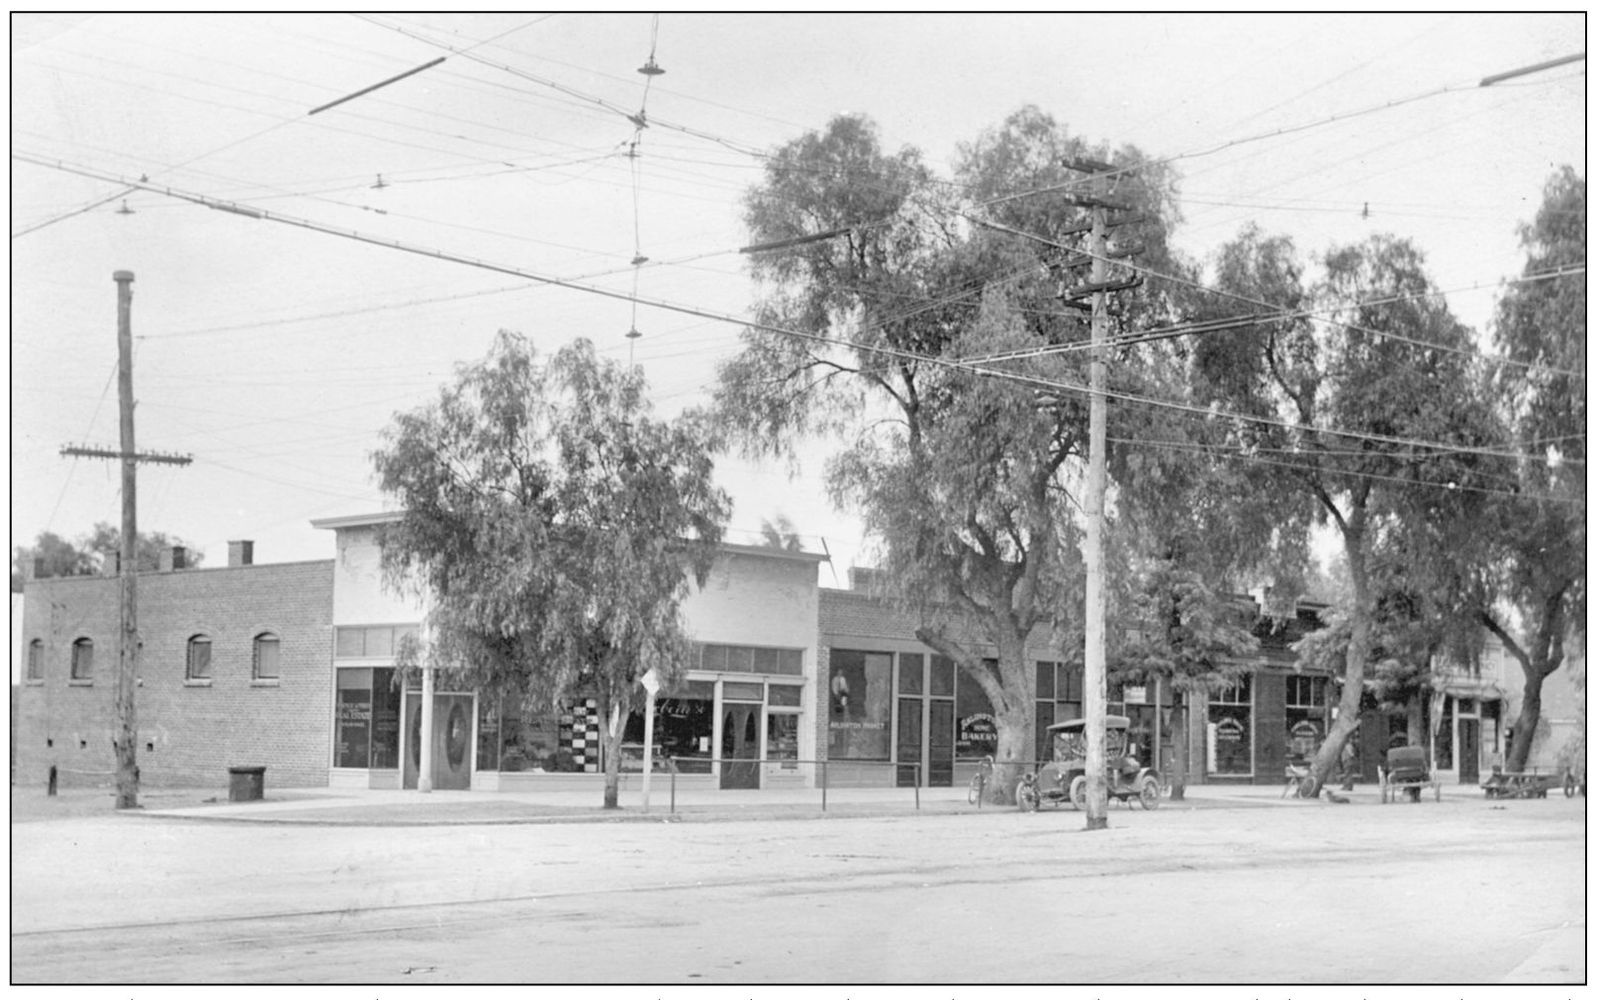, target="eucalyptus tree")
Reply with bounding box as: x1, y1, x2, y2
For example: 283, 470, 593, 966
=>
1479, 168, 1586, 771
1191, 227, 1501, 795
373, 334, 730, 809
715, 108, 1186, 801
